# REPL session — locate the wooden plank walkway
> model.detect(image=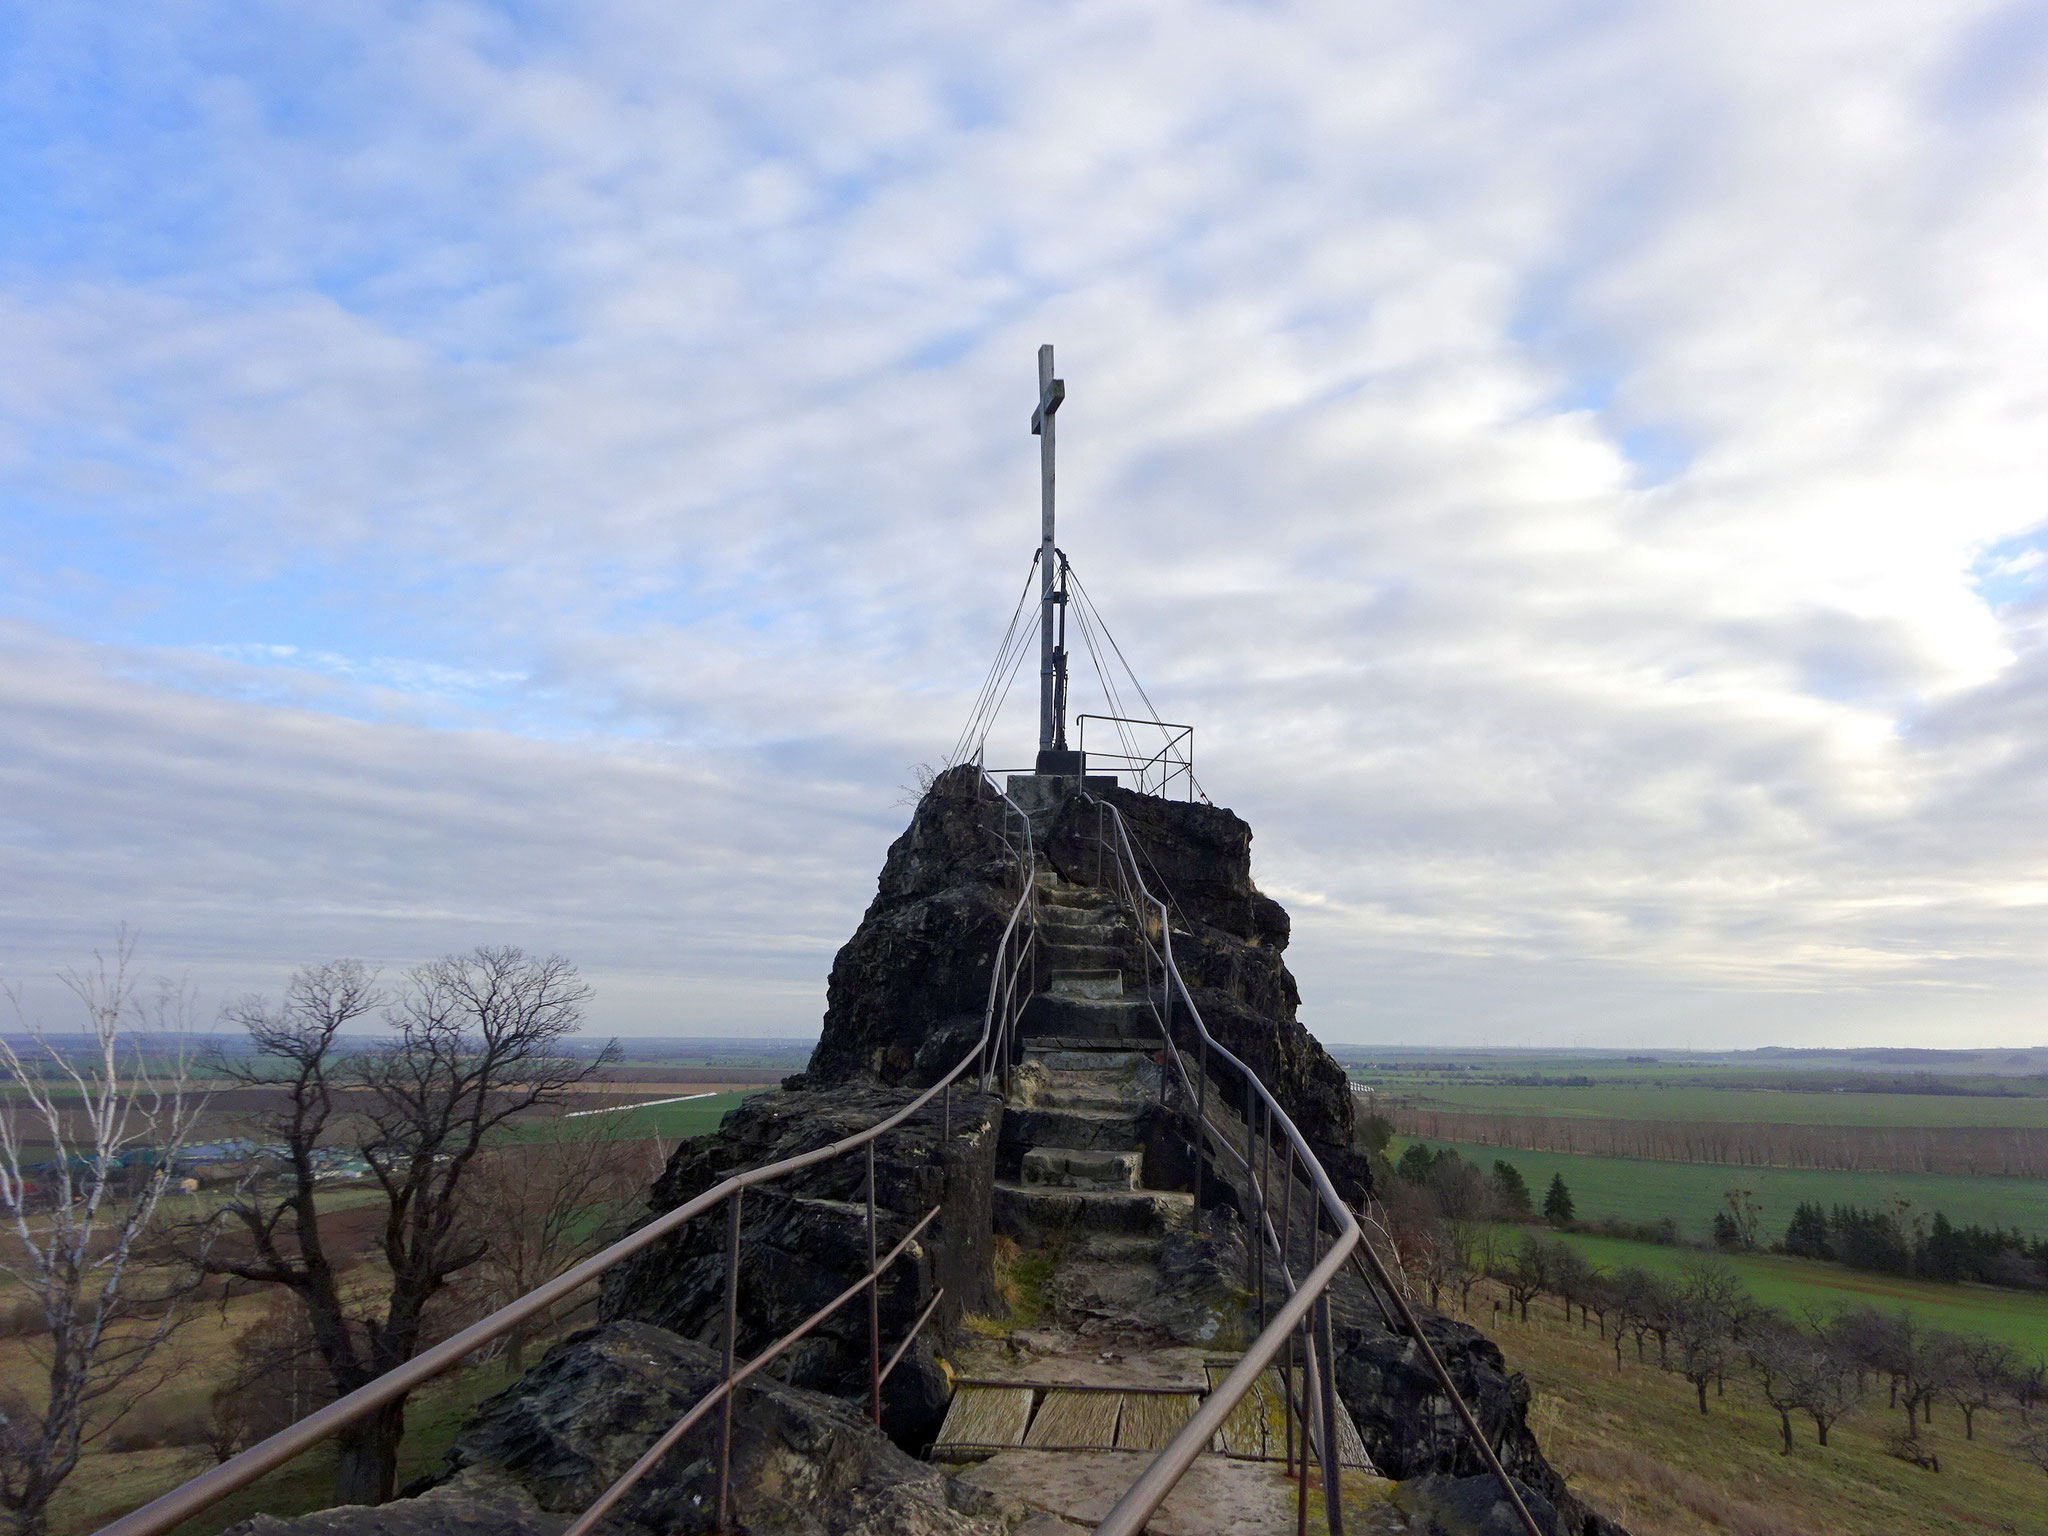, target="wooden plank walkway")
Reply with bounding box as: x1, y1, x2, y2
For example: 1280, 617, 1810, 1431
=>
1025, 1388, 1123, 1449
933, 1385, 1036, 1454
932, 1365, 1372, 1472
